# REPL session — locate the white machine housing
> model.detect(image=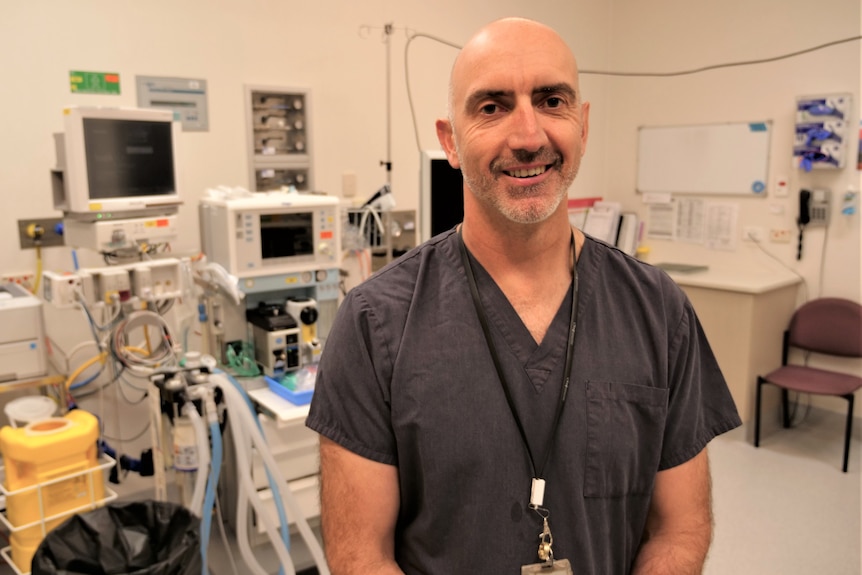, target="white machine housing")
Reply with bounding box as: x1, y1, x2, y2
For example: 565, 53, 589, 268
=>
0, 283, 47, 383
200, 192, 341, 278
63, 213, 179, 252
43, 259, 185, 307
52, 106, 182, 220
